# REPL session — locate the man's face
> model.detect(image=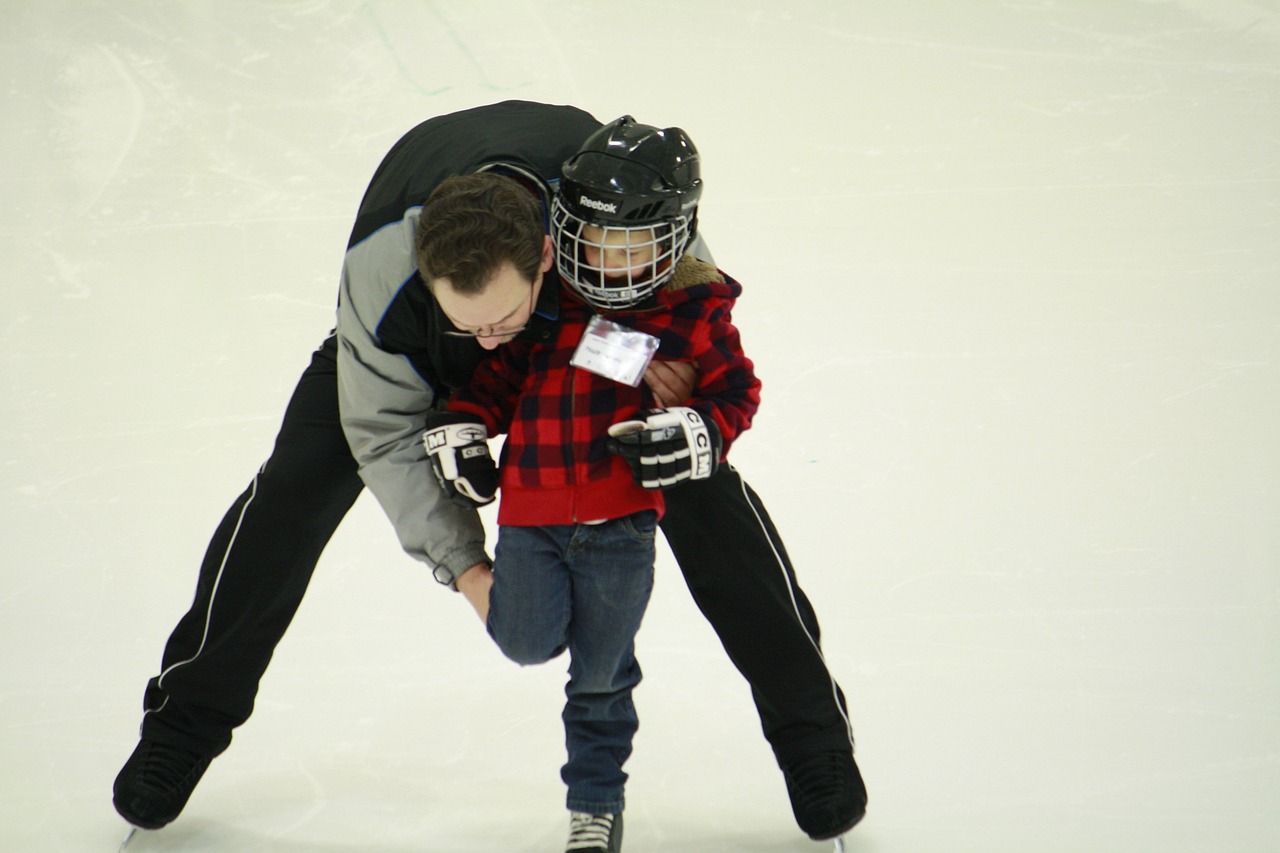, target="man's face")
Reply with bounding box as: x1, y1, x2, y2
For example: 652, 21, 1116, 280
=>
431, 236, 552, 351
